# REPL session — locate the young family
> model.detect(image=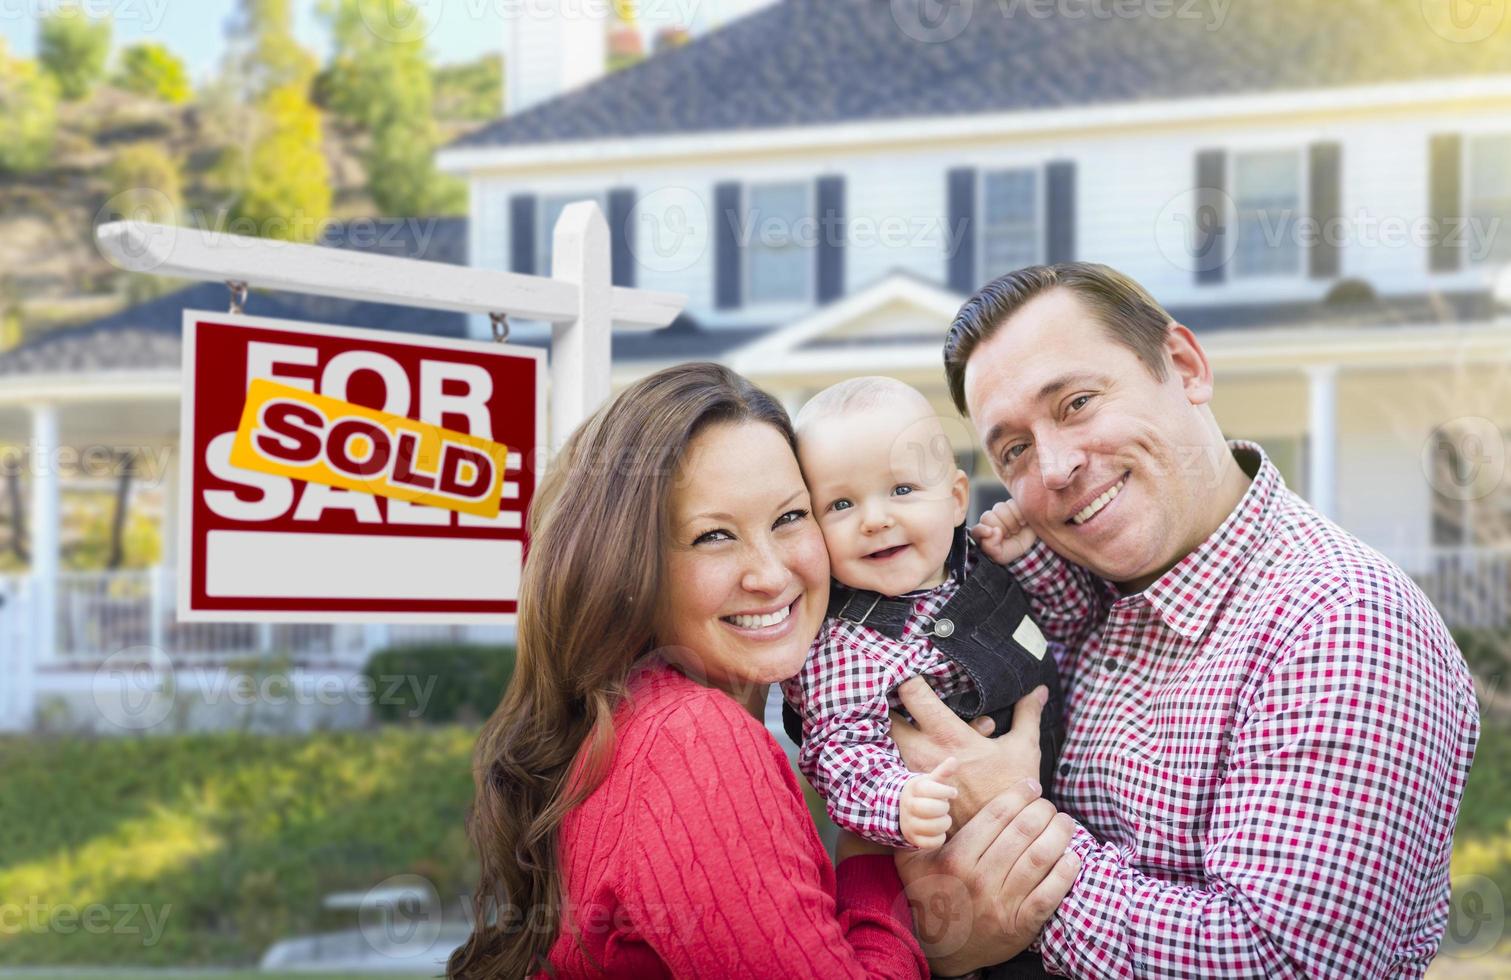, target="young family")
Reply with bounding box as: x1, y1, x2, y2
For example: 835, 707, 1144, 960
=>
447, 262, 1480, 979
